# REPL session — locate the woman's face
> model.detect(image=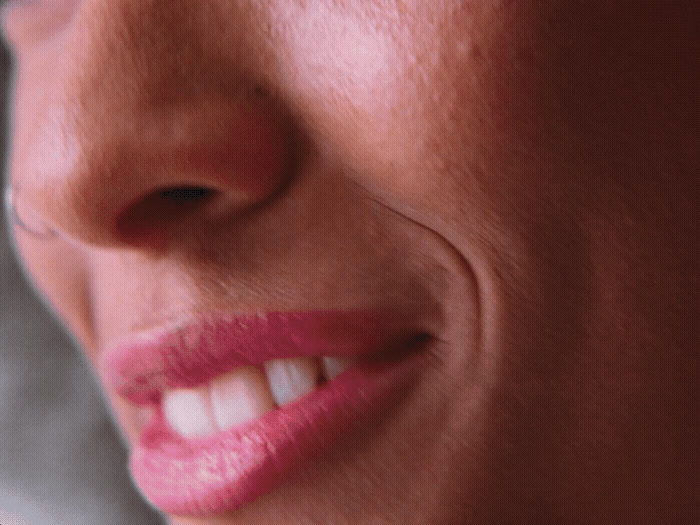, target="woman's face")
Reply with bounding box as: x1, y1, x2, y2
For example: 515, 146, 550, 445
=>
3, 1, 698, 523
